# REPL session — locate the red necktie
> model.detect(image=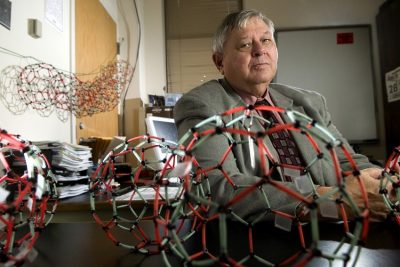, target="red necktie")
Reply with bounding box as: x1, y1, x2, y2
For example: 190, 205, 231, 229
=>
255, 100, 304, 182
